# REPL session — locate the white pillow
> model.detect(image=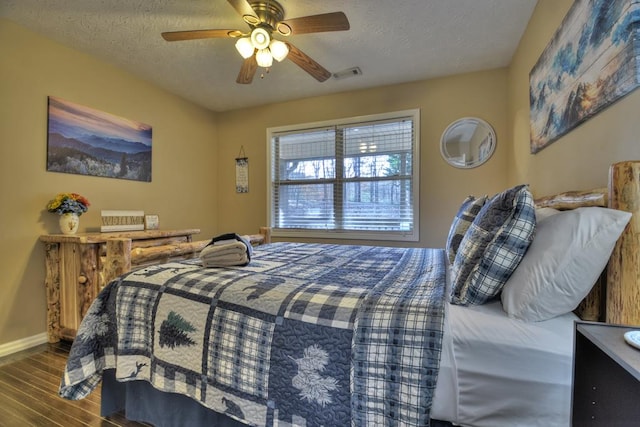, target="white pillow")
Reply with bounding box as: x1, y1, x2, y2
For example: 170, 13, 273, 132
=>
535, 207, 560, 221
501, 207, 631, 321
